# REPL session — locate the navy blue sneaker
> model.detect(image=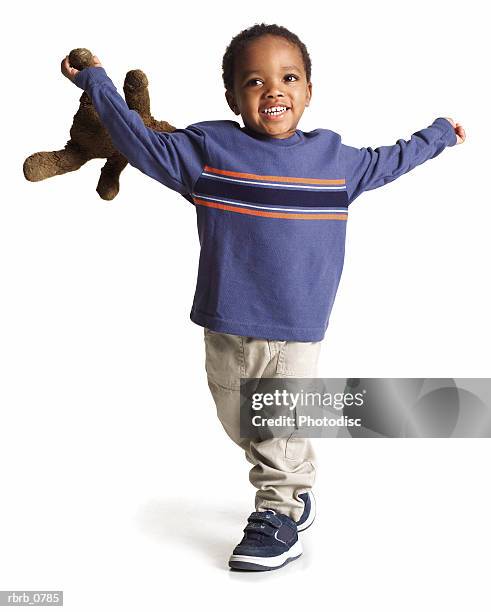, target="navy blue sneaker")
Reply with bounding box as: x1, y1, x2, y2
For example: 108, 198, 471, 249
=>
296, 491, 316, 532
229, 510, 302, 571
